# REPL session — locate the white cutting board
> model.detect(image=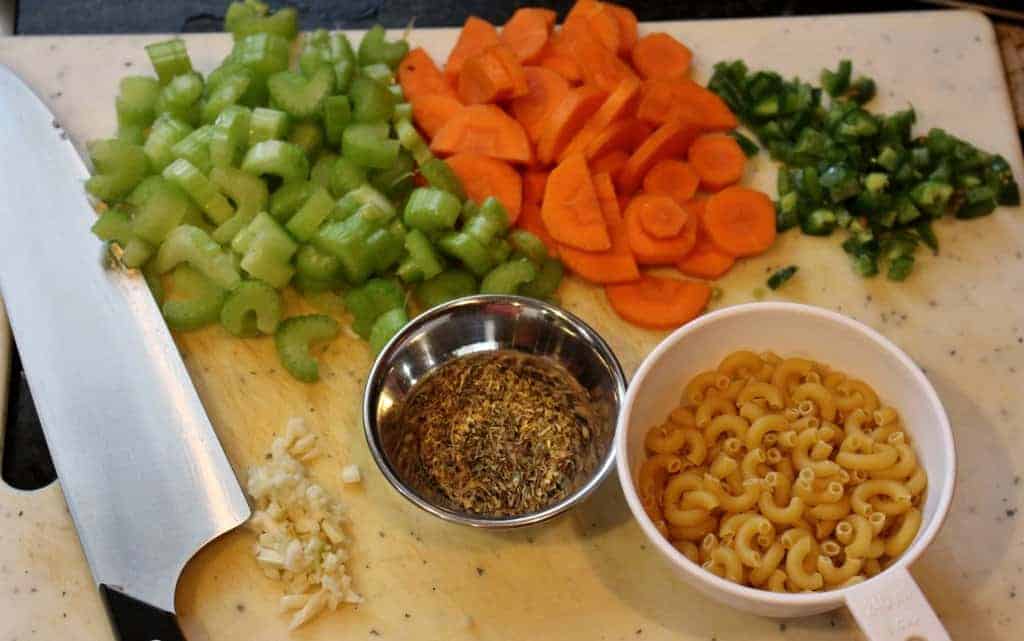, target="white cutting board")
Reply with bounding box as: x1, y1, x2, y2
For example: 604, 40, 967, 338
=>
2, 10, 1024, 641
